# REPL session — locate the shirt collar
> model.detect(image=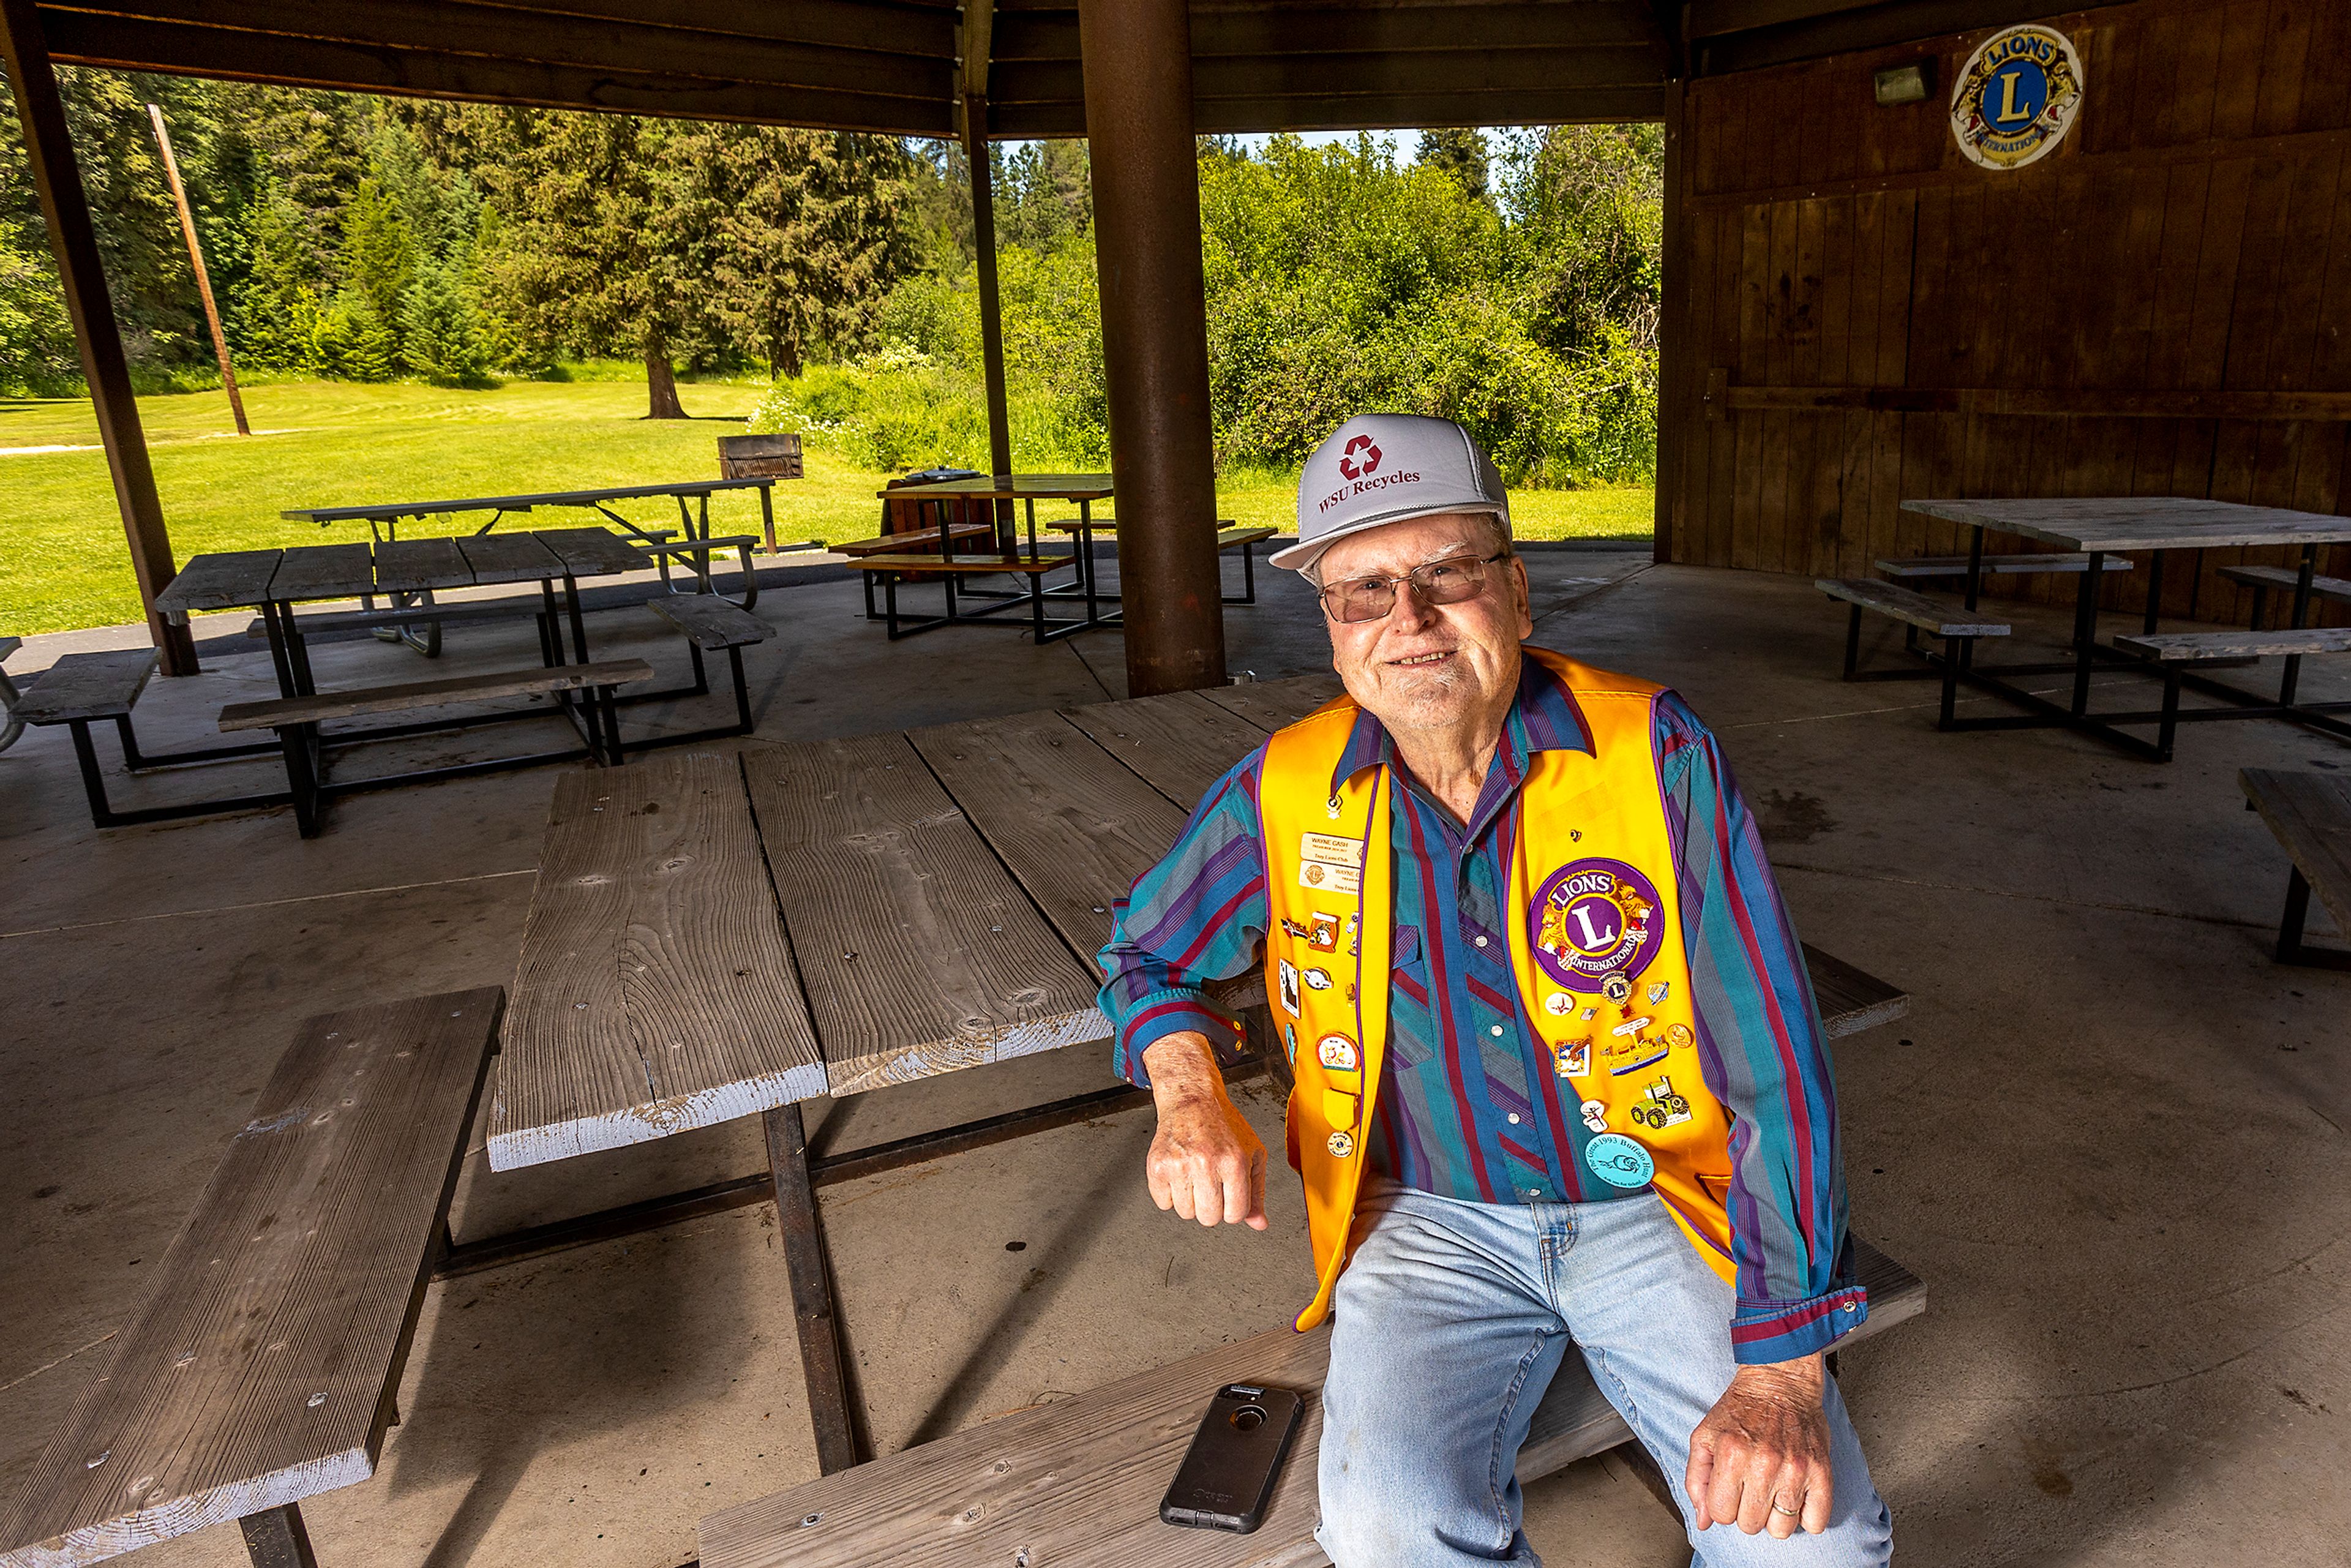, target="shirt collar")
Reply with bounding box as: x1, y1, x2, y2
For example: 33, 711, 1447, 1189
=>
1329, 651, 1594, 798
